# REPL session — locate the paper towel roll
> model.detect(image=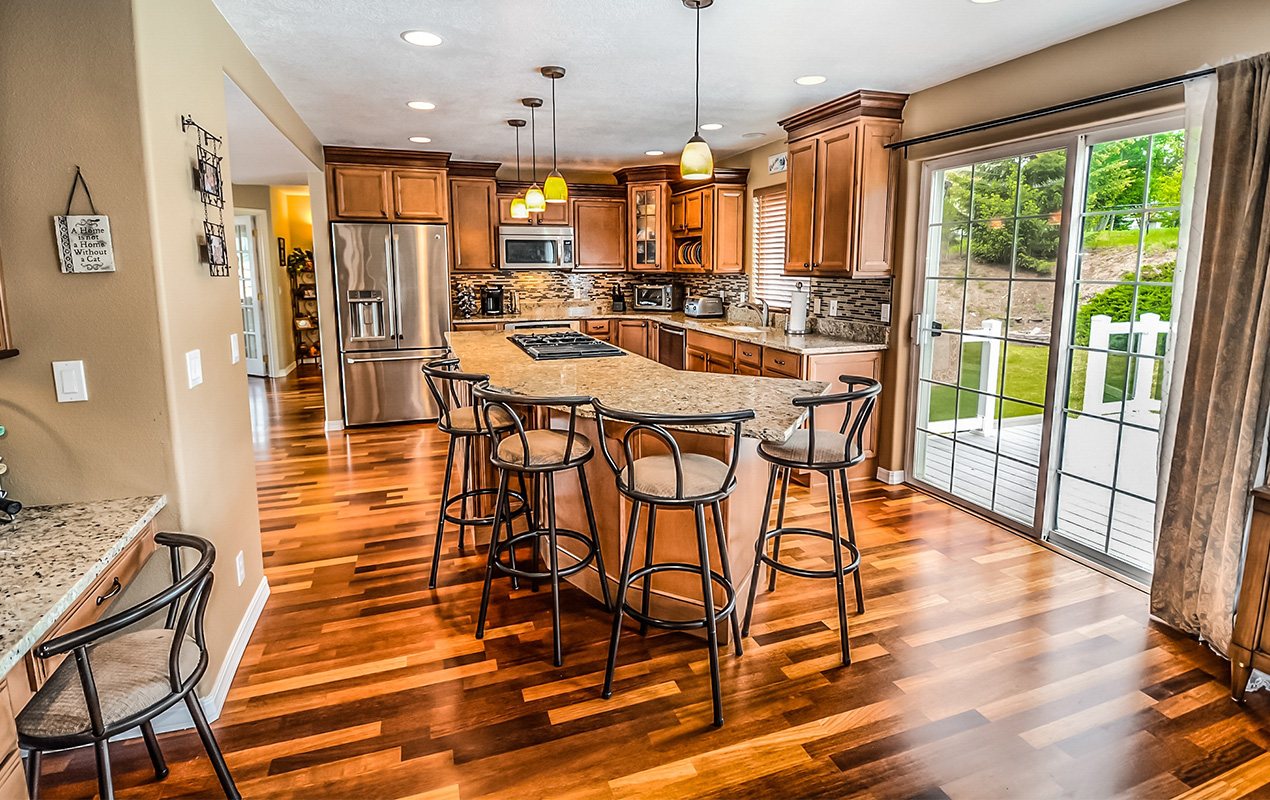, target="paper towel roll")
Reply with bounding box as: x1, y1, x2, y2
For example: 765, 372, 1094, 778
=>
788, 283, 809, 335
